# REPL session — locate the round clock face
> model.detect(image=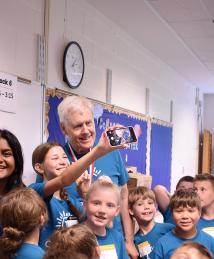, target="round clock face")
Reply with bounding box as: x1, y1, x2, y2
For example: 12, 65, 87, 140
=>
63, 41, 84, 89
